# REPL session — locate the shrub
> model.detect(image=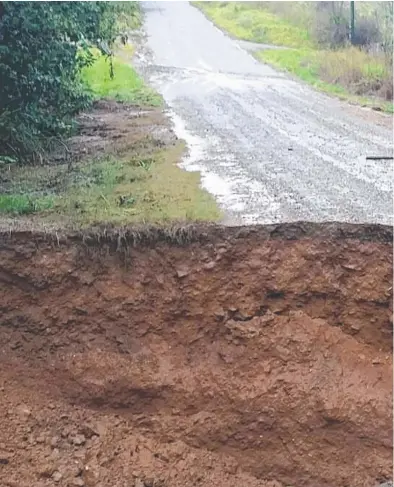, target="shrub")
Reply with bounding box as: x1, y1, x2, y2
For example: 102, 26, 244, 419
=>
0, 1, 138, 164
318, 47, 393, 99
